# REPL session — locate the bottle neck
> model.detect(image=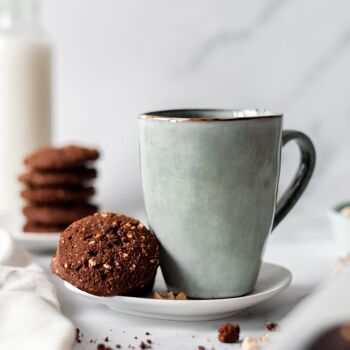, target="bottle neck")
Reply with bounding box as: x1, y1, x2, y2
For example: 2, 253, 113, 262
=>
0, 0, 40, 30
